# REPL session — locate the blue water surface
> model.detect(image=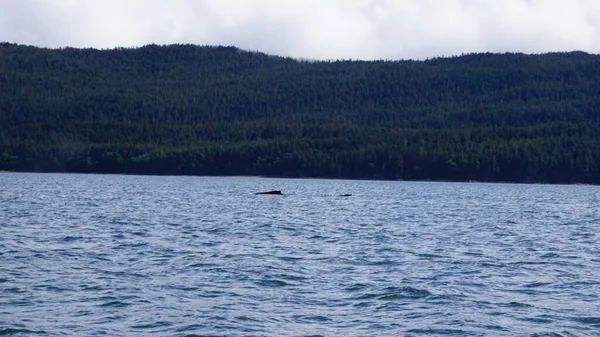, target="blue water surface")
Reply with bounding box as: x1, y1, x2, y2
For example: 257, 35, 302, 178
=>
1, 173, 599, 336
